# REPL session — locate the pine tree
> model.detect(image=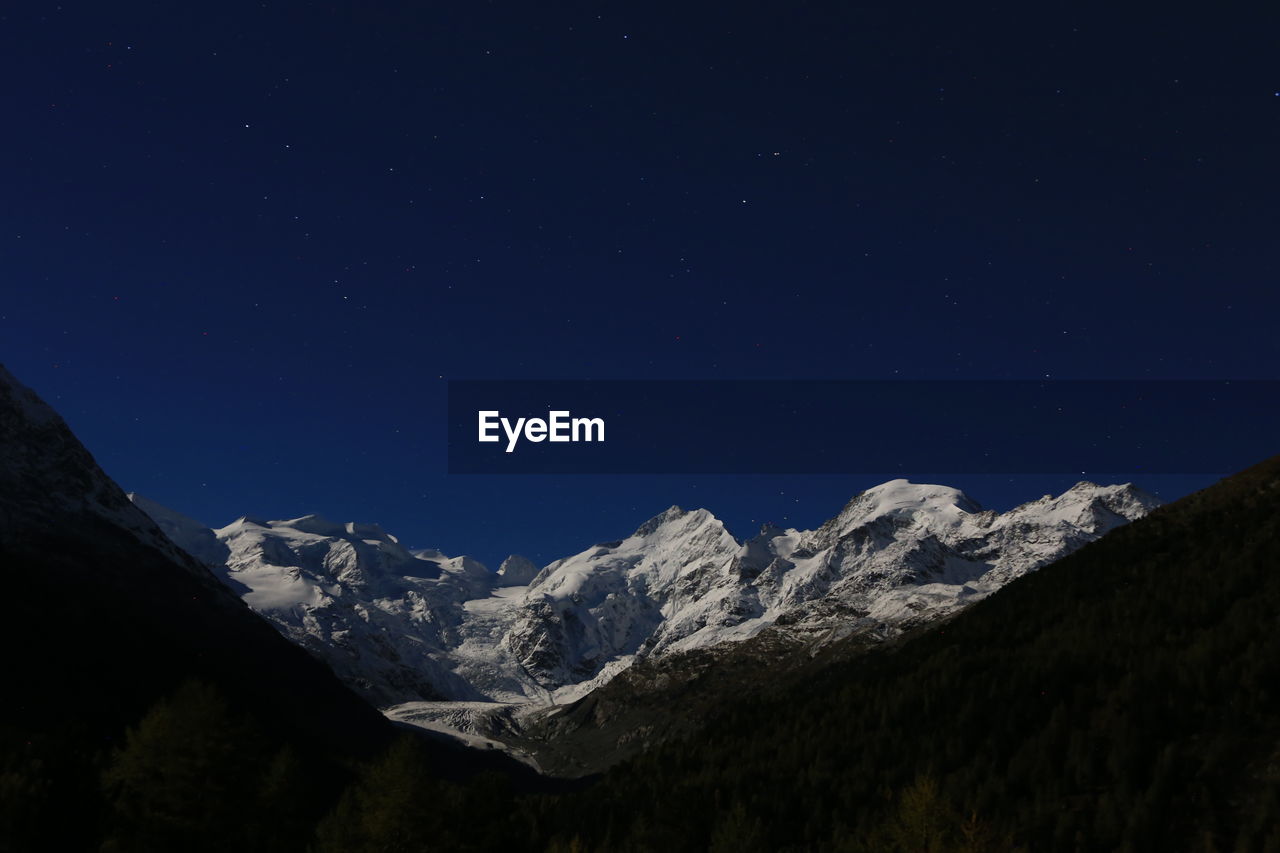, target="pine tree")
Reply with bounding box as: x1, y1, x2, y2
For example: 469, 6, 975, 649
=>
100, 680, 266, 853
313, 735, 440, 853
708, 802, 768, 853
